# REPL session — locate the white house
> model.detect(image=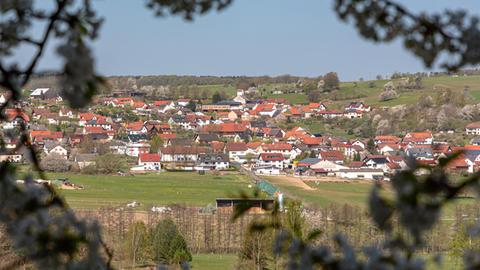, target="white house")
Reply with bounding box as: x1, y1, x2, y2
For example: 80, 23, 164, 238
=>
126, 142, 150, 157
226, 142, 248, 163
44, 142, 68, 159
137, 153, 161, 171
195, 154, 230, 170
253, 165, 281, 175
466, 122, 480, 135
256, 153, 284, 170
